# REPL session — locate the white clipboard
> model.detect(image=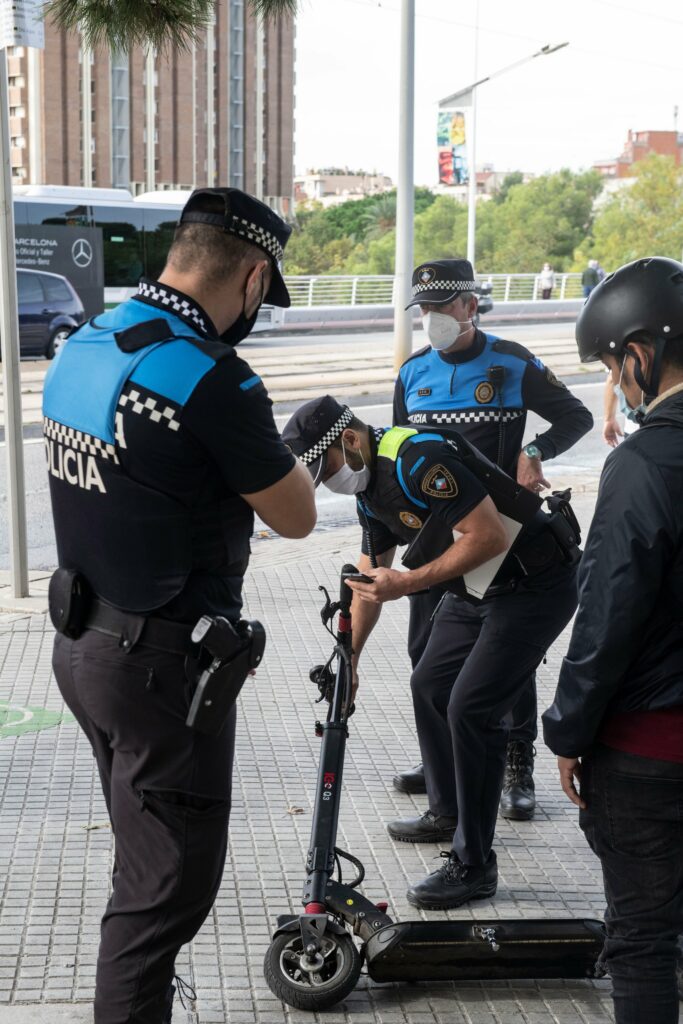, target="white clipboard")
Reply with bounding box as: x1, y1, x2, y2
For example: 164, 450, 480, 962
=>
454, 513, 523, 599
